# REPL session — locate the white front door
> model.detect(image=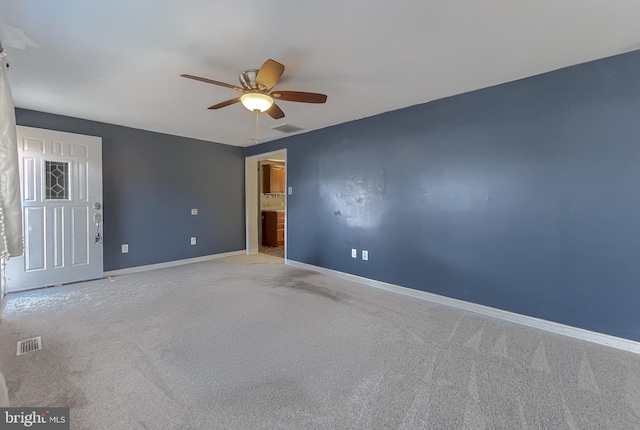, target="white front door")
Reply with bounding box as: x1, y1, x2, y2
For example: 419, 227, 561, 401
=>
5, 126, 103, 292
